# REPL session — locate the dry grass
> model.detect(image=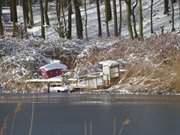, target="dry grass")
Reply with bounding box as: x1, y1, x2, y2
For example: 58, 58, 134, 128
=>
77, 33, 180, 92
